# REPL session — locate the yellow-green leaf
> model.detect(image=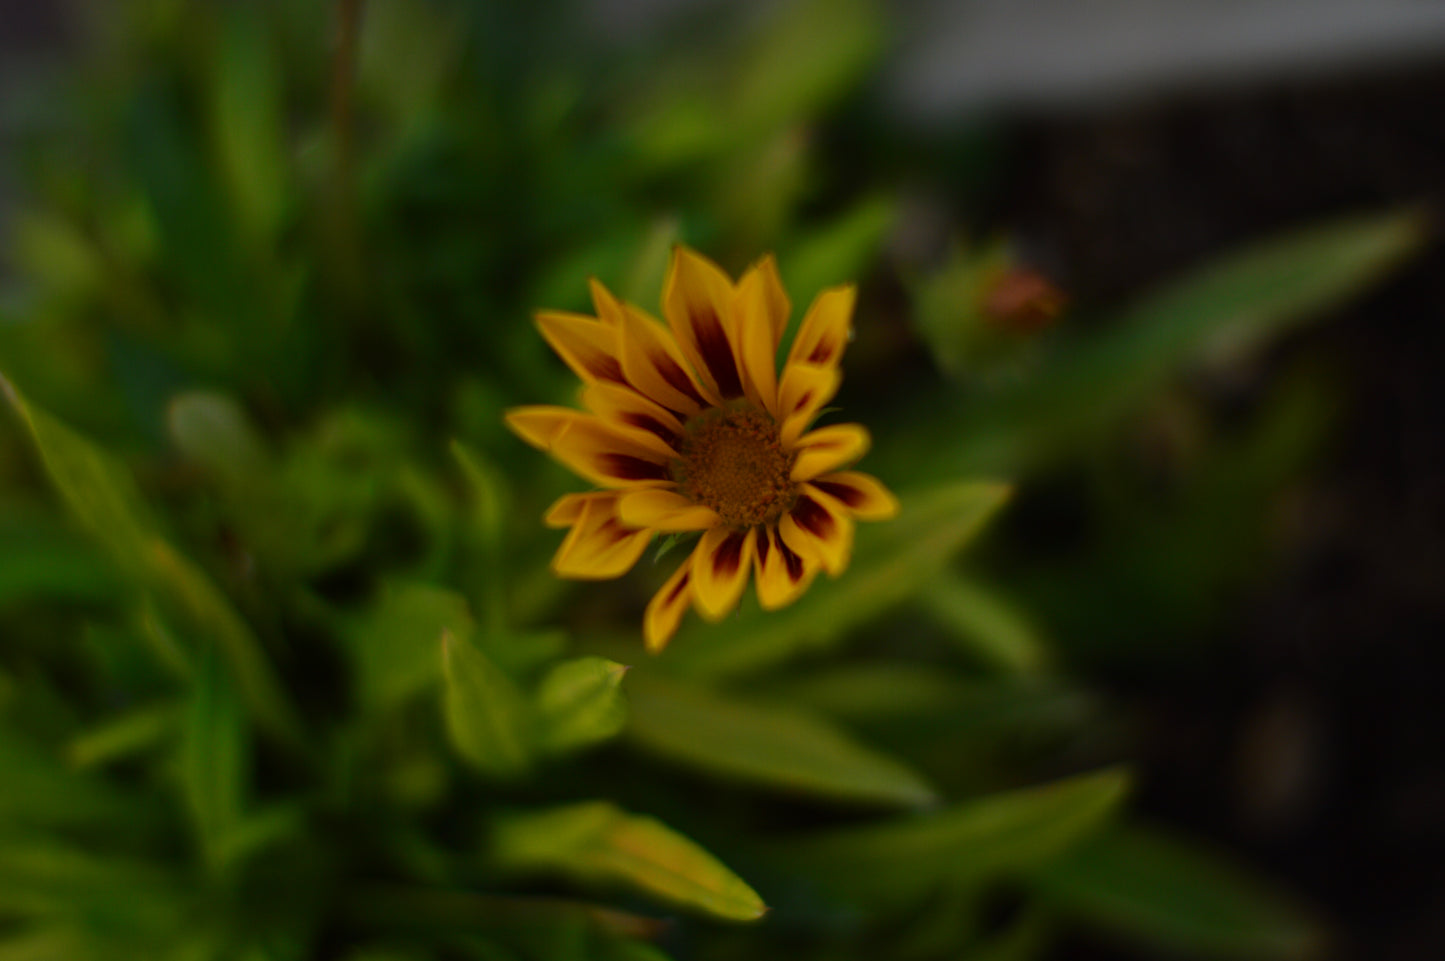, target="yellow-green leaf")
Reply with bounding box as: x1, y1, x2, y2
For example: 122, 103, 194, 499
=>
441, 631, 531, 778
626, 674, 937, 808
664, 481, 1011, 678
536, 657, 629, 755
492, 801, 766, 922
778, 768, 1131, 908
